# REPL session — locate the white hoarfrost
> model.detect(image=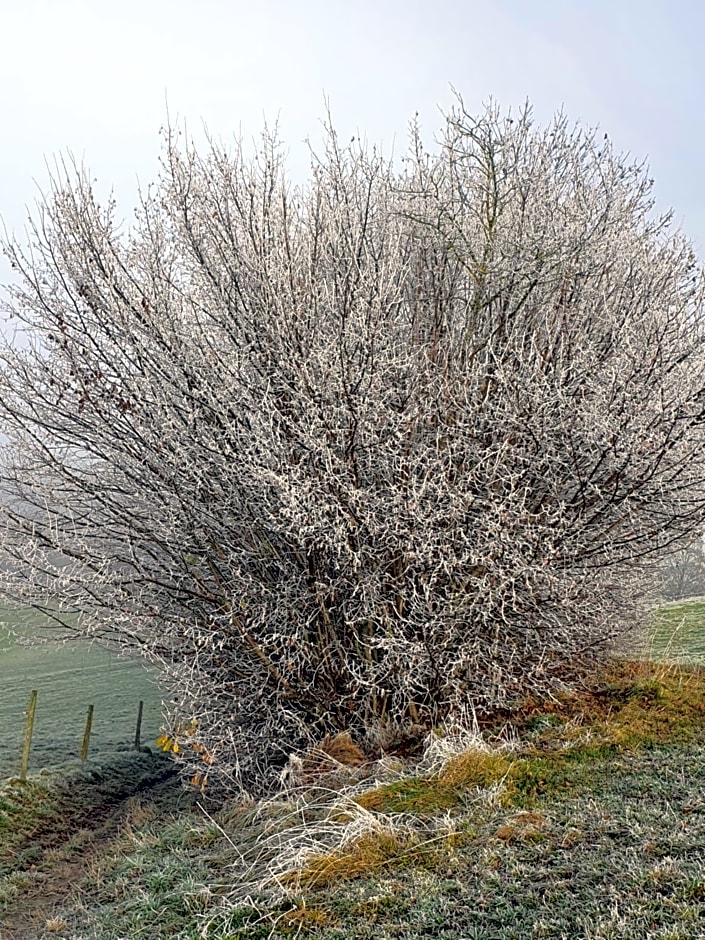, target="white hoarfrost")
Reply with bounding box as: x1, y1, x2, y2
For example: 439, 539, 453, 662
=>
1, 99, 705, 793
